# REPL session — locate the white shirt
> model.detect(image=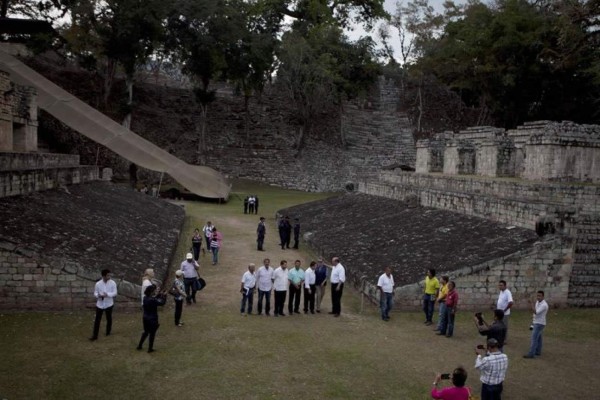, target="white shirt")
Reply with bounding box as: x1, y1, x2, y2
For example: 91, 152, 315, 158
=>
533, 300, 548, 325
331, 262, 346, 284
304, 267, 316, 288
141, 278, 152, 305
203, 225, 213, 238
256, 265, 274, 291
497, 289, 514, 315
94, 279, 117, 309
273, 267, 289, 291
241, 271, 256, 289
377, 273, 394, 293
